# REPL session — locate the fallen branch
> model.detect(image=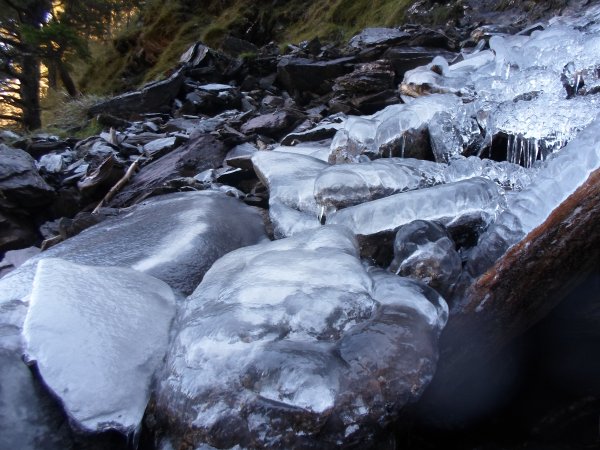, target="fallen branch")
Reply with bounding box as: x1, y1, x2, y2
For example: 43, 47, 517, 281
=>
92, 156, 142, 214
